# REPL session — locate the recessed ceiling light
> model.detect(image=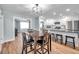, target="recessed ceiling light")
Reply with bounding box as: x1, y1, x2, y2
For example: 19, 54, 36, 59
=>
59, 13, 62, 16
66, 8, 70, 11
53, 12, 56, 15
